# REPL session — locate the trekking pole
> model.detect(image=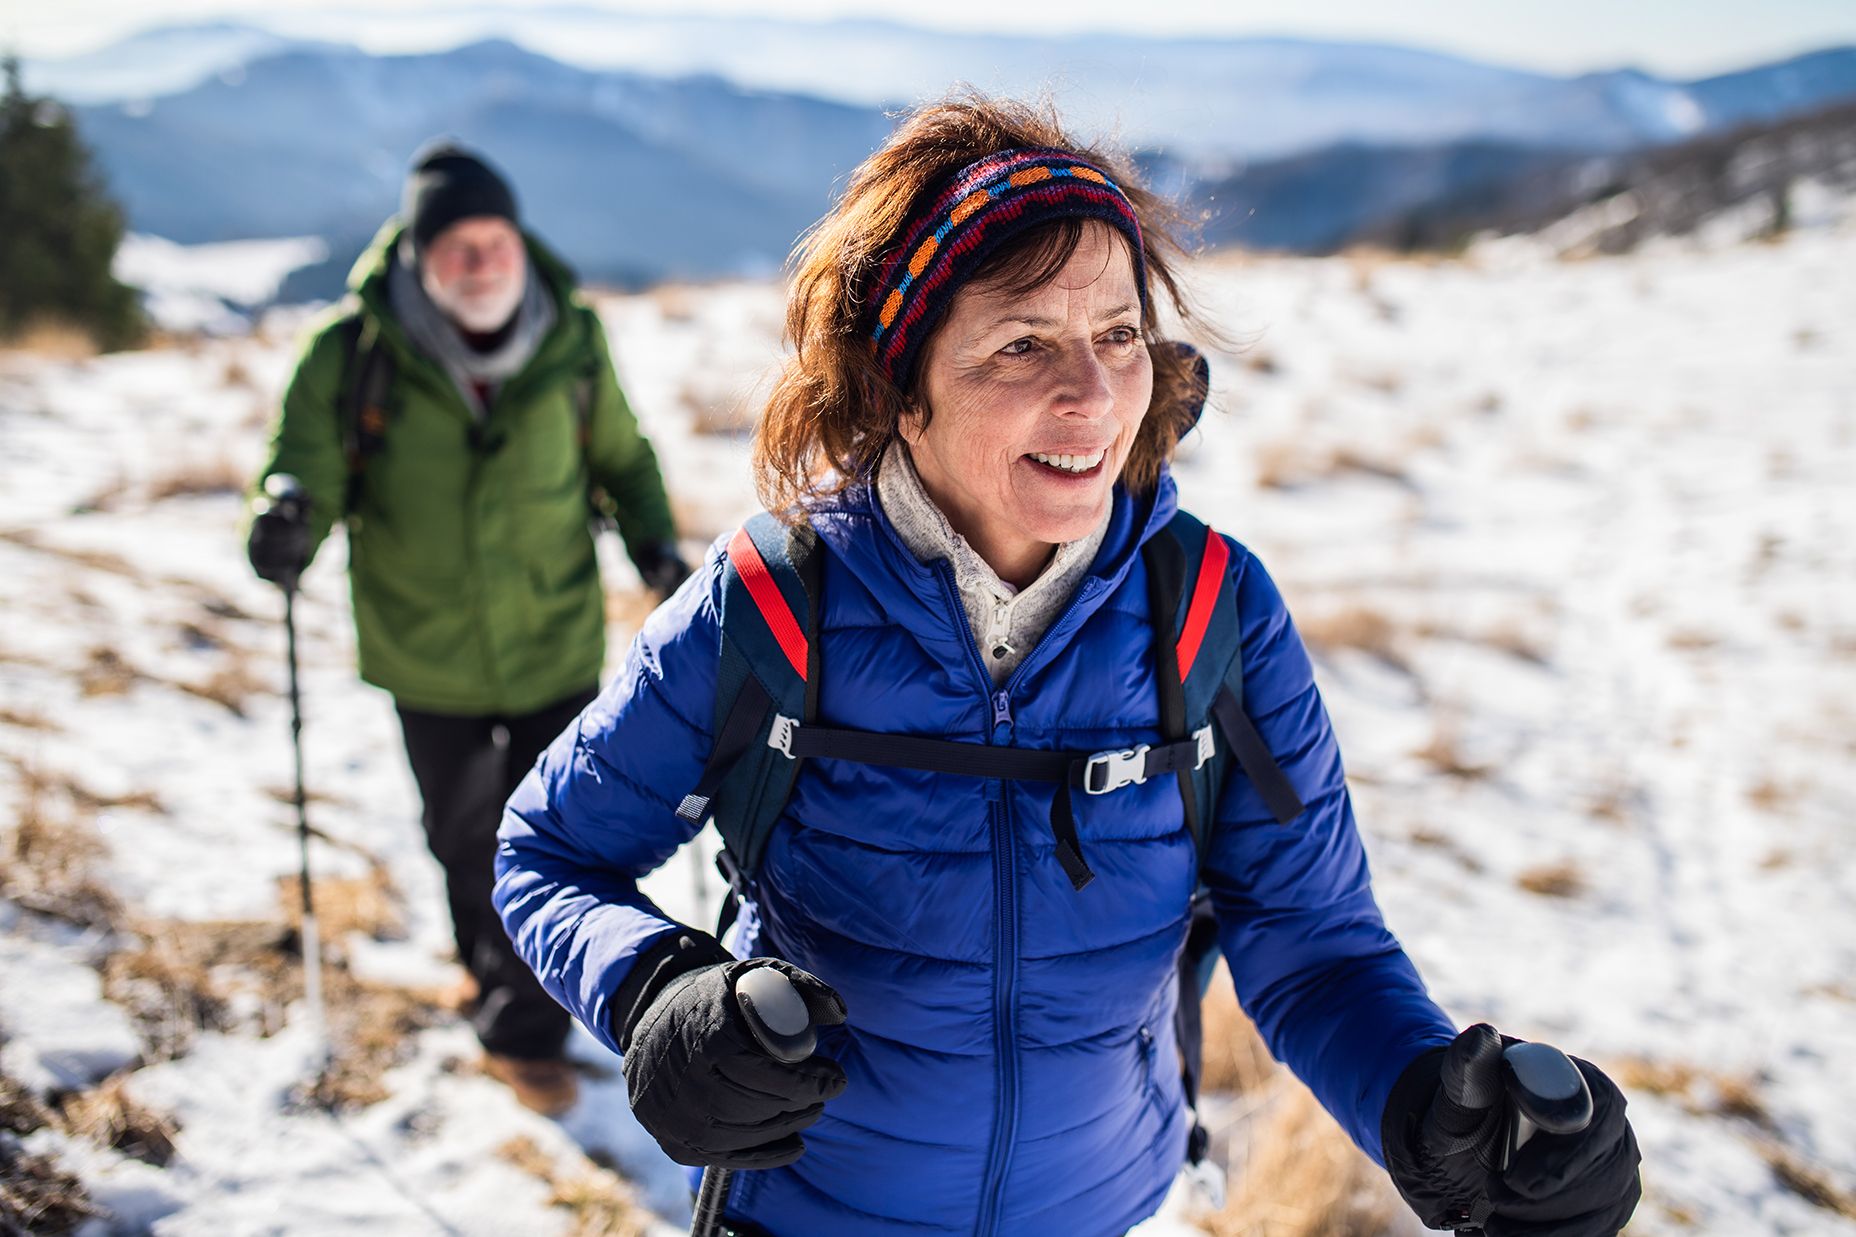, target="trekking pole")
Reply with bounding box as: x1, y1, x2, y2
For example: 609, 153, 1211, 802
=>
1455, 1040, 1594, 1237
260, 474, 330, 1081
690, 968, 817, 1237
